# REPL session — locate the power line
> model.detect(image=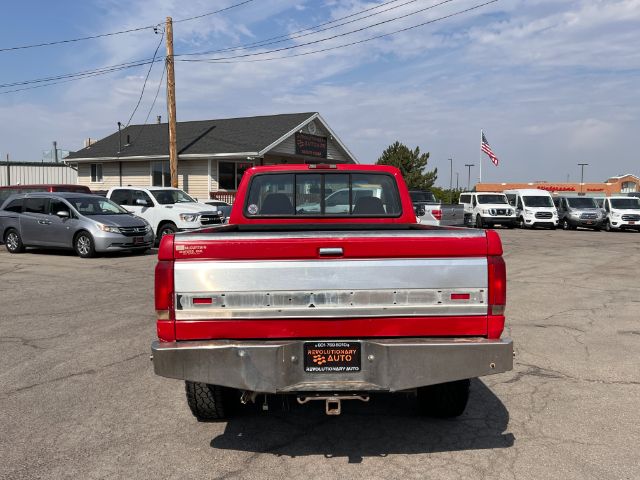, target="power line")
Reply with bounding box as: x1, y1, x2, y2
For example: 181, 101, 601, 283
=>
0, 61, 158, 95
130, 63, 167, 147
0, 0, 255, 53
177, 0, 418, 56
178, 0, 459, 63
0, 57, 160, 89
125, 32, 165, 127
0, 24, 158, 53
173, 0, 256, 23
179, 0, 498, 64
